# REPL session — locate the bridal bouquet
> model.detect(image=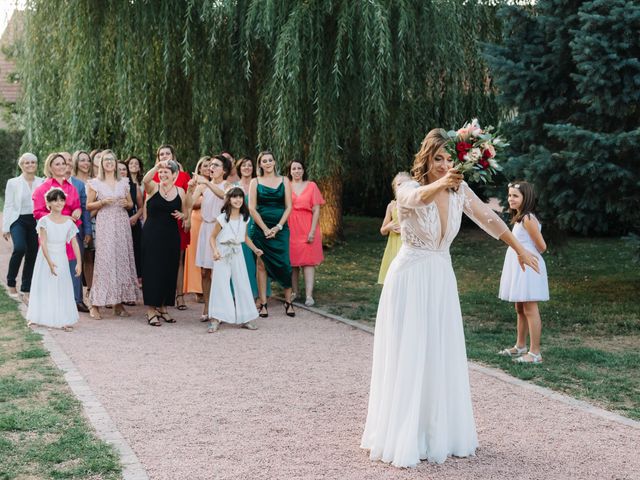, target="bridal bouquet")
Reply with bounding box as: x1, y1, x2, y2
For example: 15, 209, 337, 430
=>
445, 119, 507, 184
